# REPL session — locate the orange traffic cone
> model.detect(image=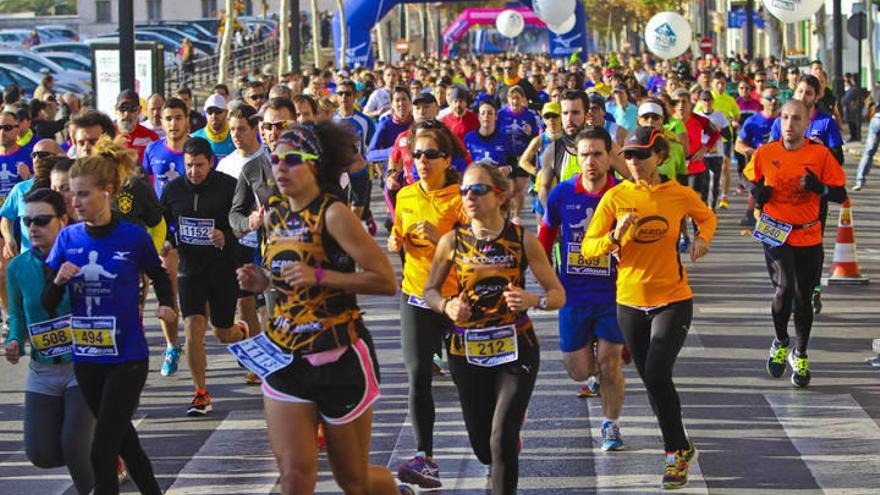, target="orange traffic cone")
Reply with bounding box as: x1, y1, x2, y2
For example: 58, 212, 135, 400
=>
827, 198, 870, 285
